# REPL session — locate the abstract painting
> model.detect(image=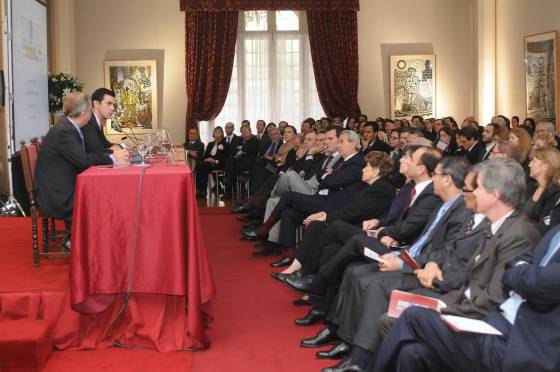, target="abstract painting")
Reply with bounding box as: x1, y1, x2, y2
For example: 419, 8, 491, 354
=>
104, 60, 158, 134
524, 31, 559, 127
390, 55, 436, 119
